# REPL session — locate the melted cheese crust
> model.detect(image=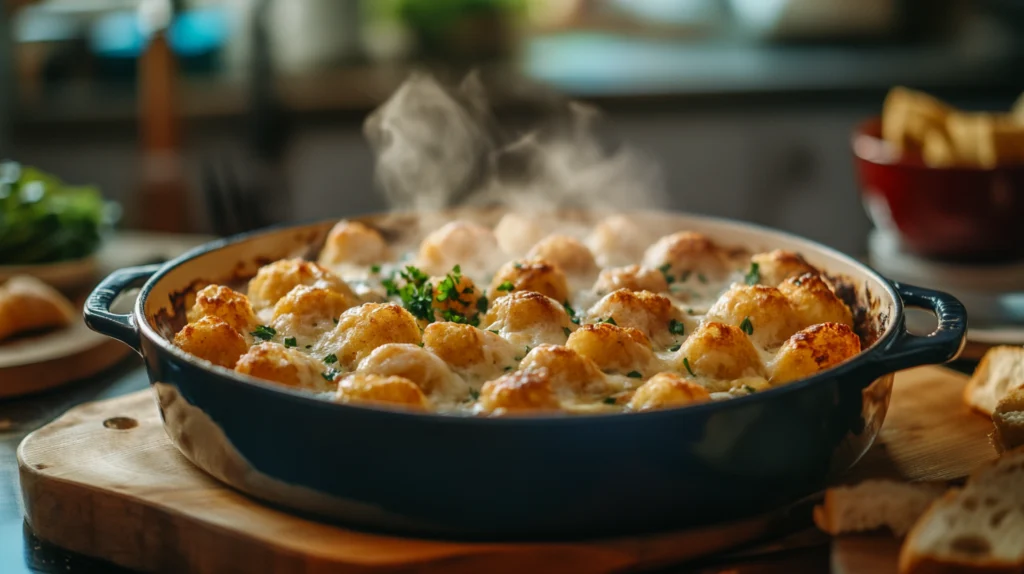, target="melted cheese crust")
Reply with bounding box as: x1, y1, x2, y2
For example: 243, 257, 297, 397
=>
173, 216, 863, 416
